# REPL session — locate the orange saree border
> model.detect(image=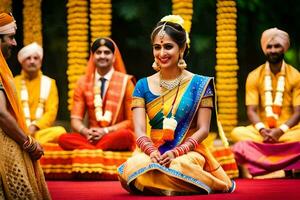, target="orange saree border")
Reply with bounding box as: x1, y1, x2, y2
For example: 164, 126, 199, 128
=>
103, 71, 130, 125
